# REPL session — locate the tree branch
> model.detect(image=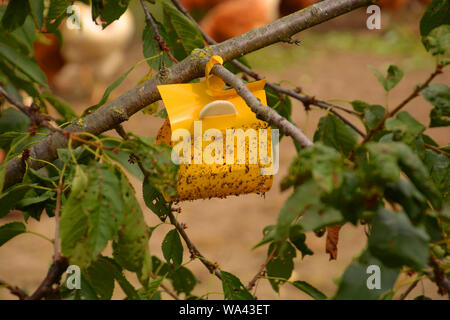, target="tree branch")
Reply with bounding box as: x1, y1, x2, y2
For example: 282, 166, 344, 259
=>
361, 63, 443, 145
0, 279, 29, 300
140, 0, 178, 64
213, 65, 313, 148
170, 0, 366, 138
26, 257, 68, 300
167, 210, 222, 280
2, 0, 374, 191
